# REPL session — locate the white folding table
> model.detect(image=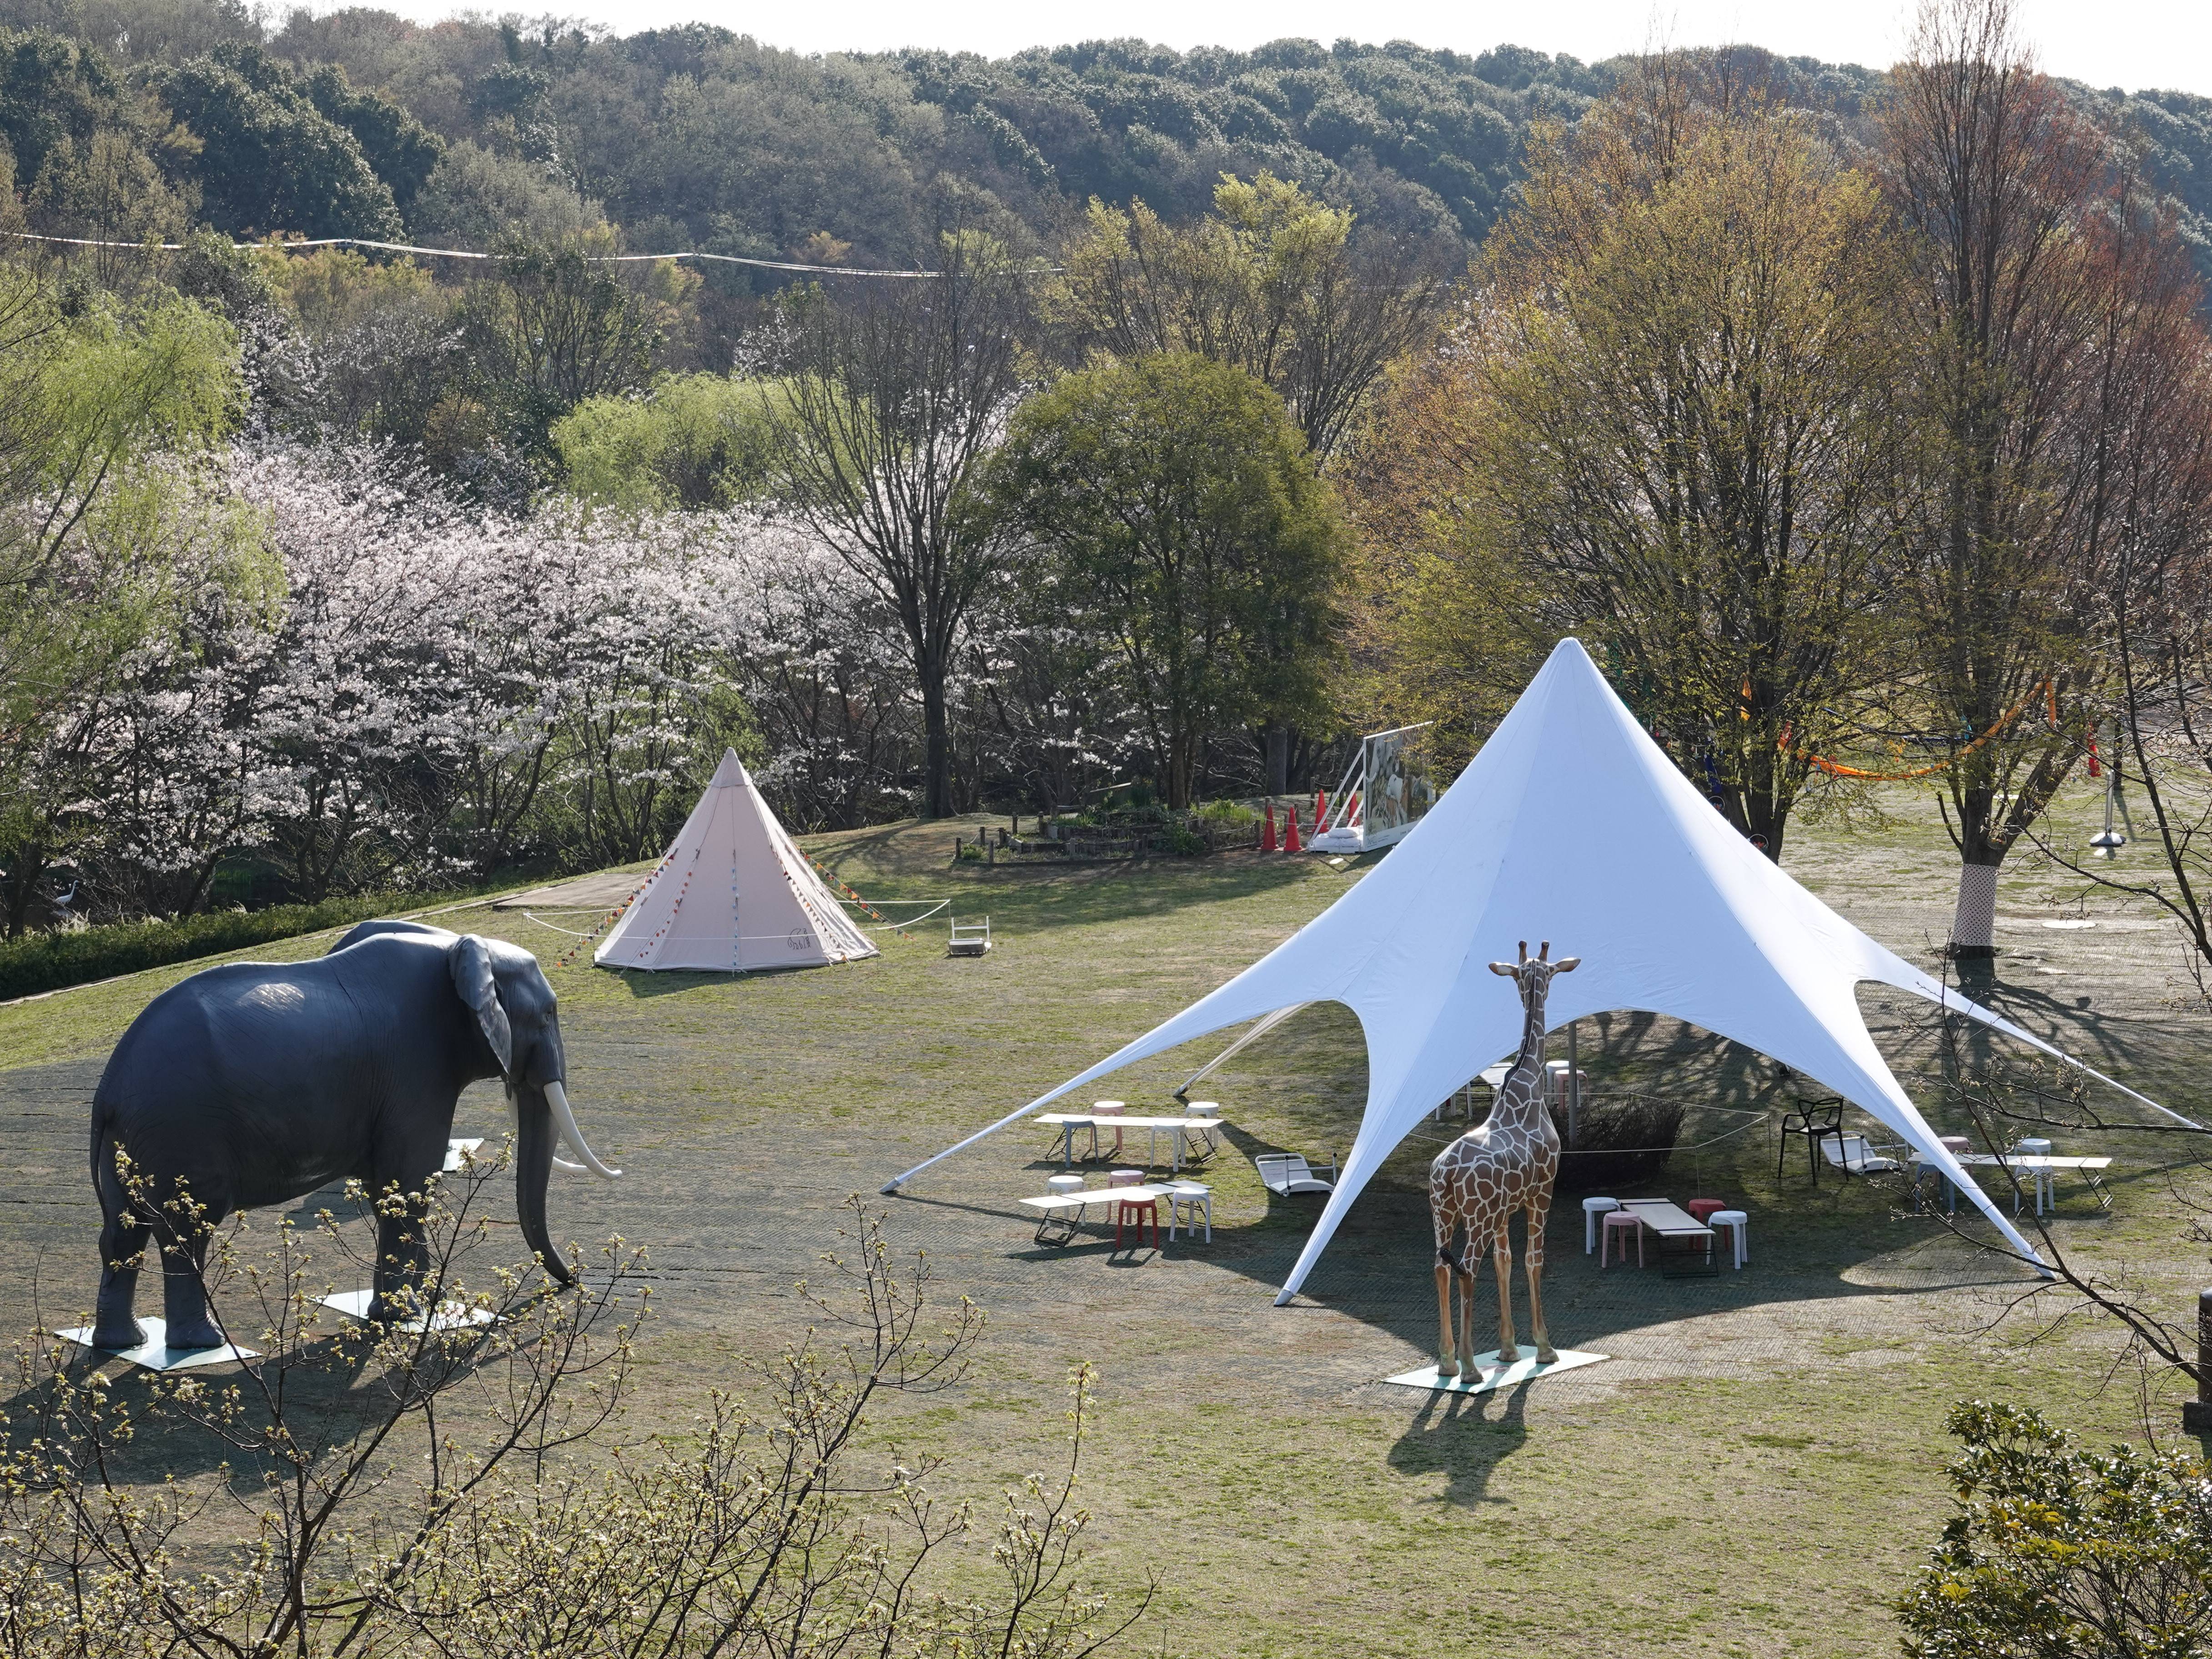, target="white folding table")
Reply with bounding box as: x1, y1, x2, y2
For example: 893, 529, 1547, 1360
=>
1037, 1114, 1216, 1171
1019, 1183, 1174, 1244
1910, 1151, 2113, 1217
